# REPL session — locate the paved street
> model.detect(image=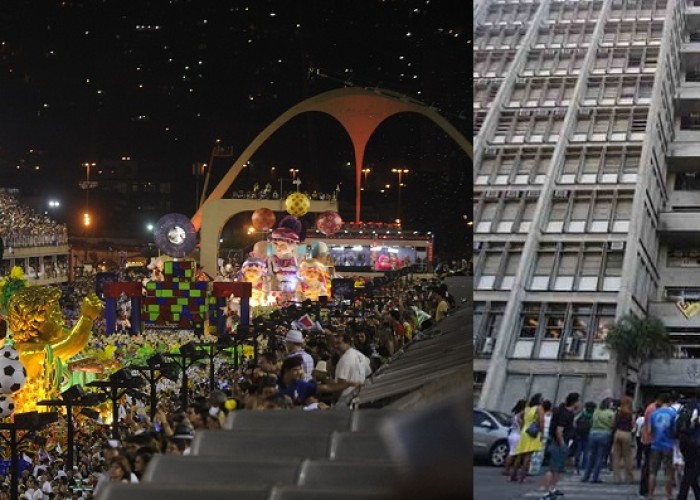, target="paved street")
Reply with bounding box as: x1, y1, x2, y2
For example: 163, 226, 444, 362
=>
475, 465, 674, 500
